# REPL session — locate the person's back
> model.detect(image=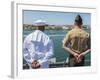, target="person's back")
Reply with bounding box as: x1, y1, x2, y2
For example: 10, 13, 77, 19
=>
23, 30, 54, 68
66, 27, 90, 54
